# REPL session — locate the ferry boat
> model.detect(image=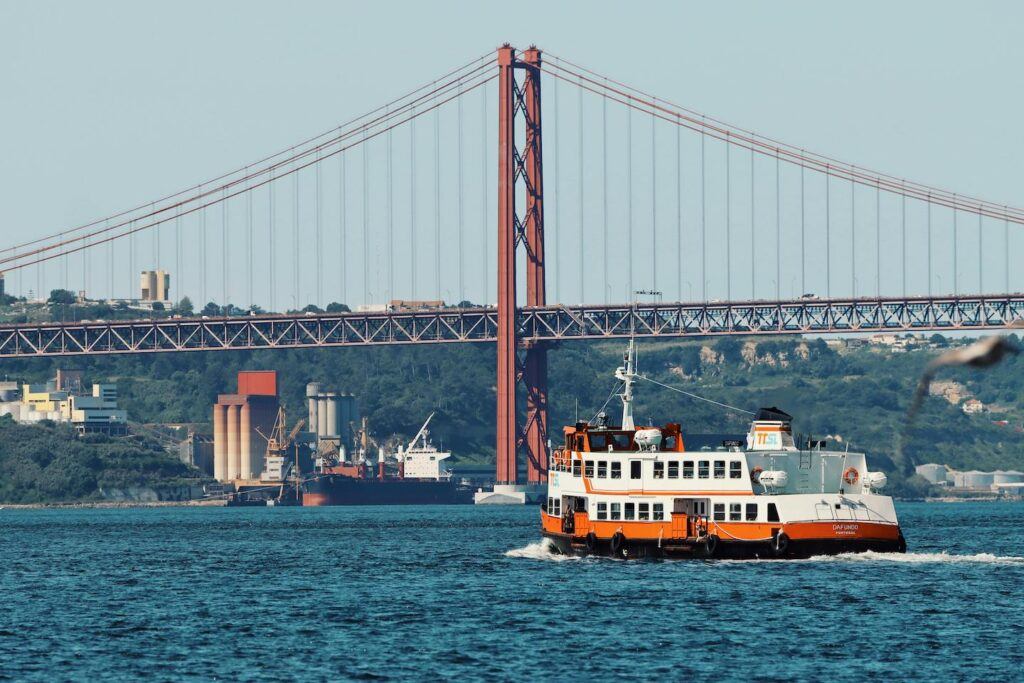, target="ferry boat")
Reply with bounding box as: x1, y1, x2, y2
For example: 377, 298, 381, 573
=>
540, 340, 906, 559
